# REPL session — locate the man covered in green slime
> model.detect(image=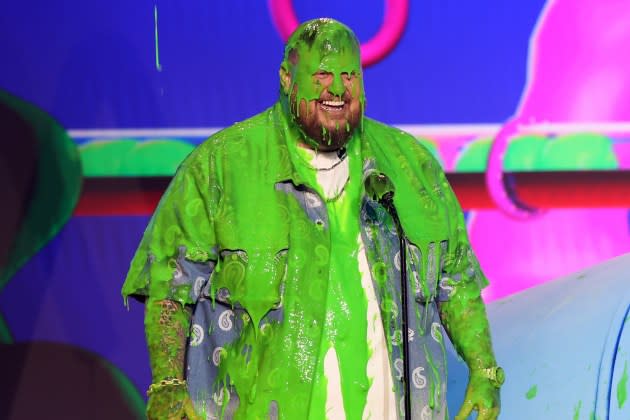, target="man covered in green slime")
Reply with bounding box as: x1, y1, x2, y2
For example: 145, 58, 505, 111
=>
122, 18, 503, 420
